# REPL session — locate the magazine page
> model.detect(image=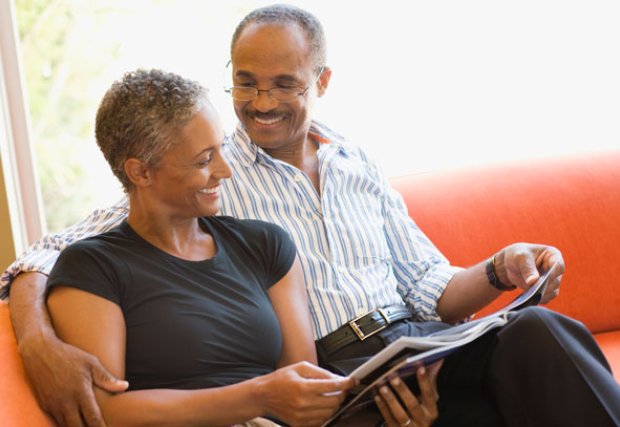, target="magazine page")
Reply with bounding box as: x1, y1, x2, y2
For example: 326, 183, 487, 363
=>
321, 268, 554, 426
